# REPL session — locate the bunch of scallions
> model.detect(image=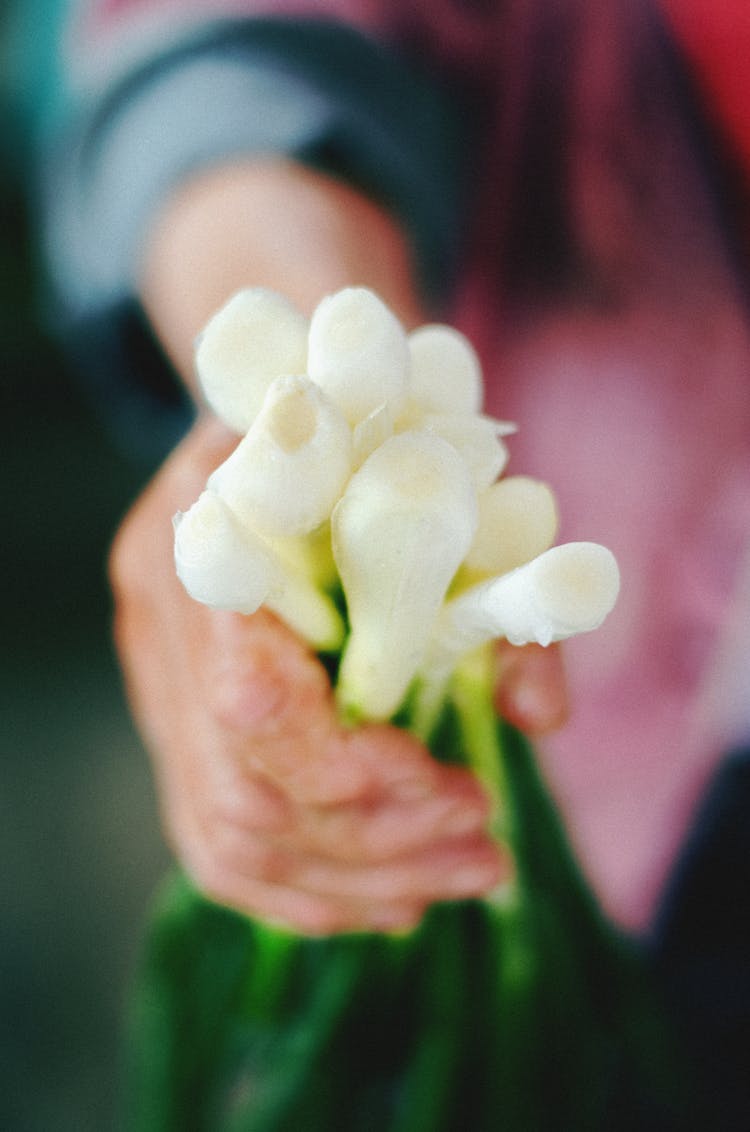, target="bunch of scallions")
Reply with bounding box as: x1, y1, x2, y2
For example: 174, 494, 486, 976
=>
126, 289, 687, 1132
